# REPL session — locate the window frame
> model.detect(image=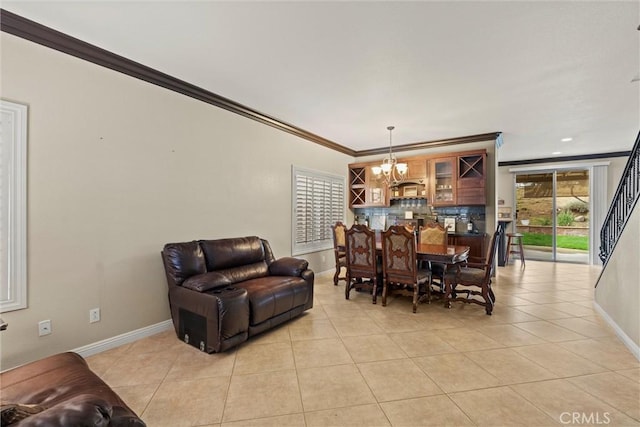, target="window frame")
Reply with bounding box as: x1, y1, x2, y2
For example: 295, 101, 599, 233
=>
1, 100, 28, 313
291, 166, 346, 256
